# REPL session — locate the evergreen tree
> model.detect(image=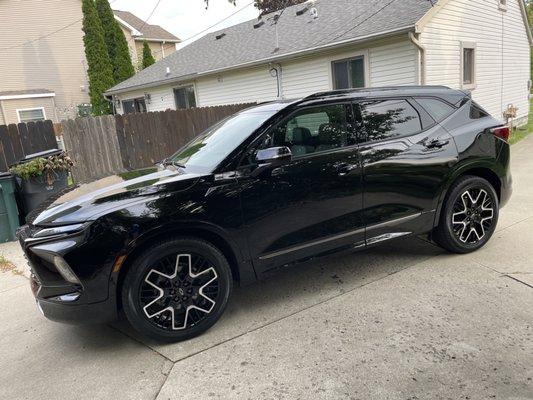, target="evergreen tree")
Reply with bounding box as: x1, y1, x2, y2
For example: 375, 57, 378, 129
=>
95, 0, 135, 83
142, 40, 156, 69
82, 0, 114, 115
